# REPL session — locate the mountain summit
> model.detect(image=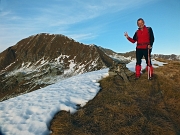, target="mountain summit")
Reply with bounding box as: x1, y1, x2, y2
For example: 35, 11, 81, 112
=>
0, 33, 115, 101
